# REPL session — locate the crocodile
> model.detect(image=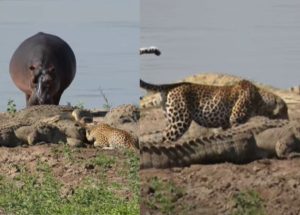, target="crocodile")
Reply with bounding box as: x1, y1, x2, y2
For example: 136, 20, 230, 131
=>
0, 105, 92, 147
140, 117, 300, 169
